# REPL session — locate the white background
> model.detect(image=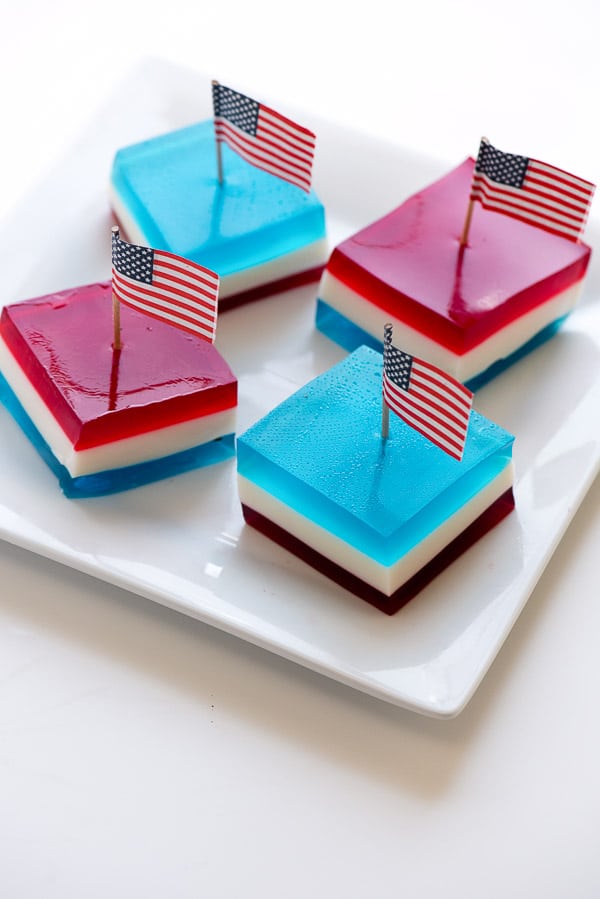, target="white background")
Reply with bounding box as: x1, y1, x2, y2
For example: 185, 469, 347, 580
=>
1, 2, 600, 896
